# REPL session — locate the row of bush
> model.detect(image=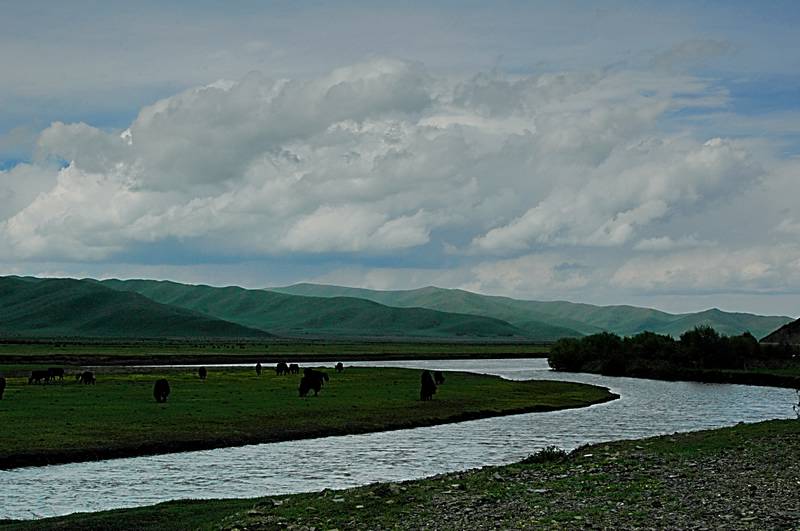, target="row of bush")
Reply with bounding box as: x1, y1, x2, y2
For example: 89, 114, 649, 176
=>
548, 326, 798, 377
